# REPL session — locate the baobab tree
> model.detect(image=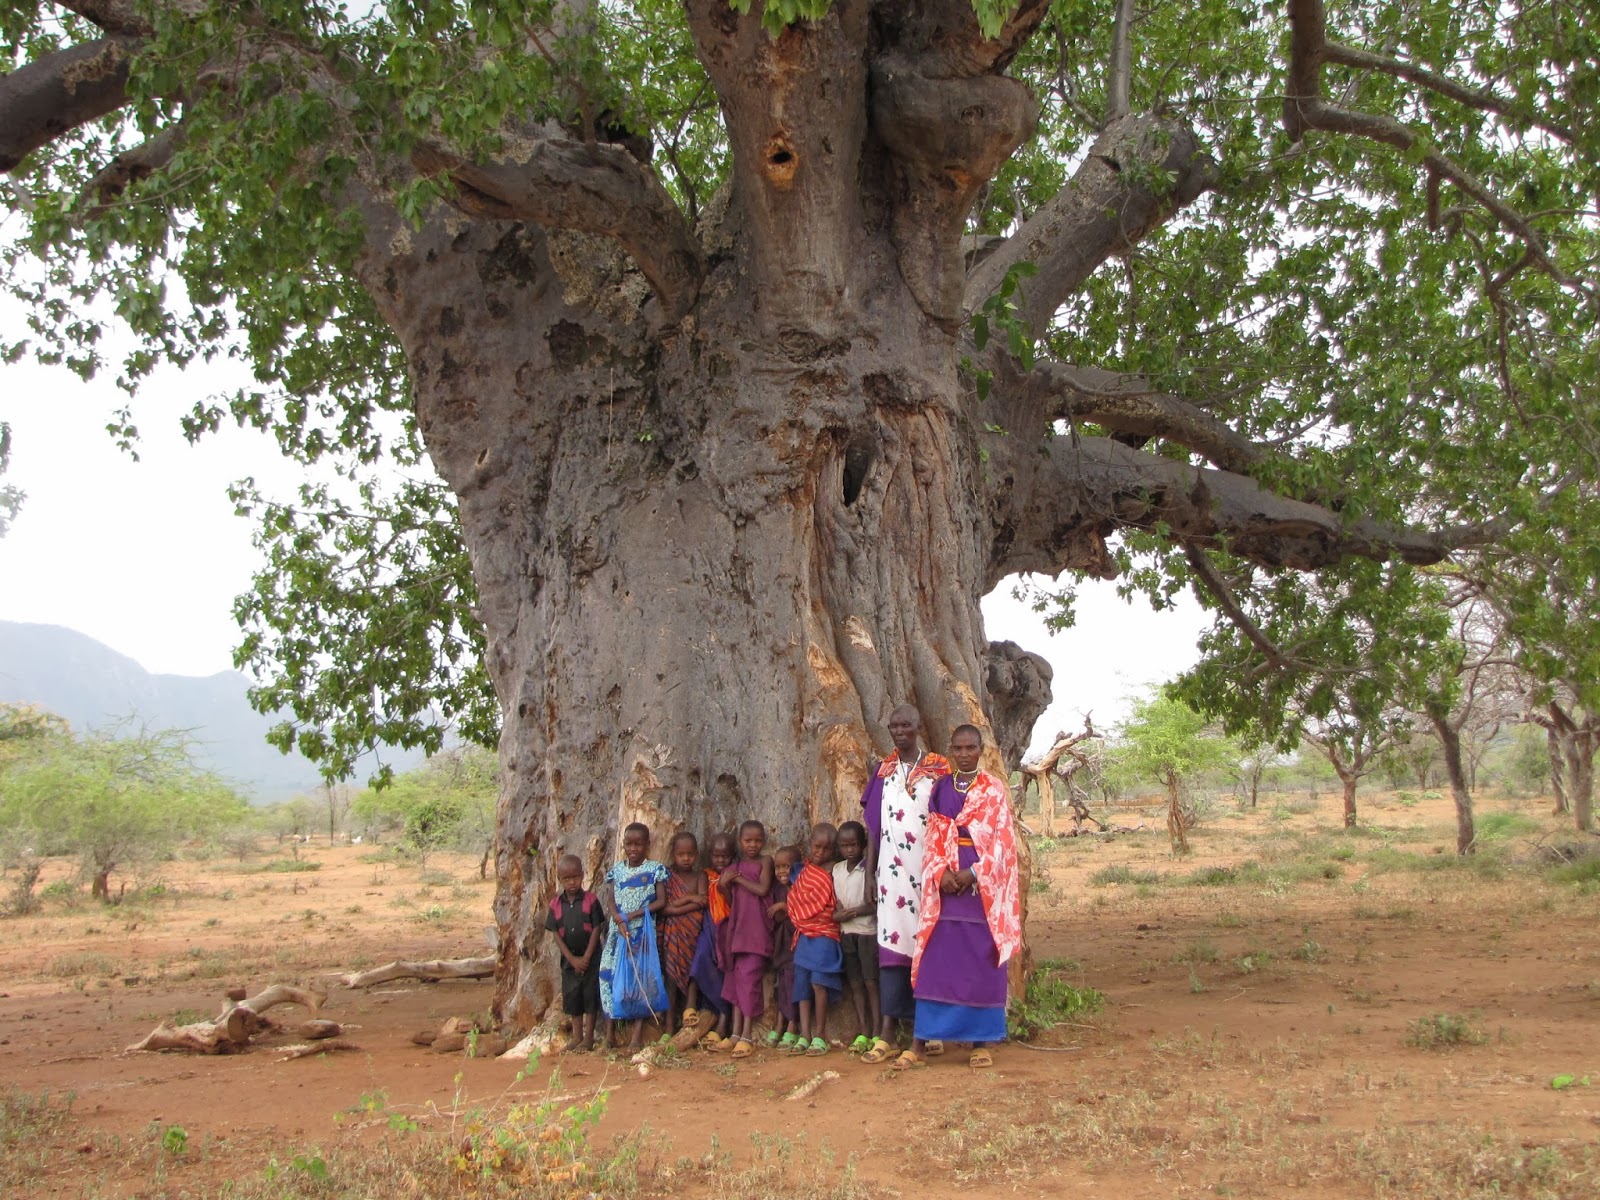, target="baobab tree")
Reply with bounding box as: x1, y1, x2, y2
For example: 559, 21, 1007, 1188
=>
4, 1, 1594, 1024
